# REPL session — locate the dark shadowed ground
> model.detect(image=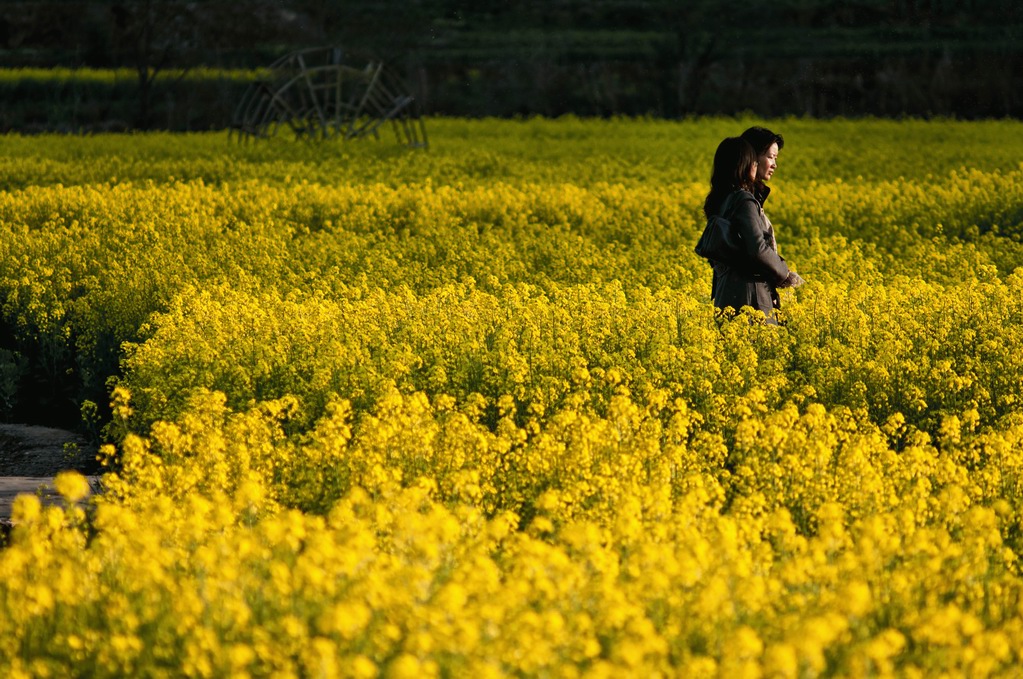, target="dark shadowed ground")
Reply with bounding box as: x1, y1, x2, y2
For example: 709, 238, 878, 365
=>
0, 424, 101, 523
